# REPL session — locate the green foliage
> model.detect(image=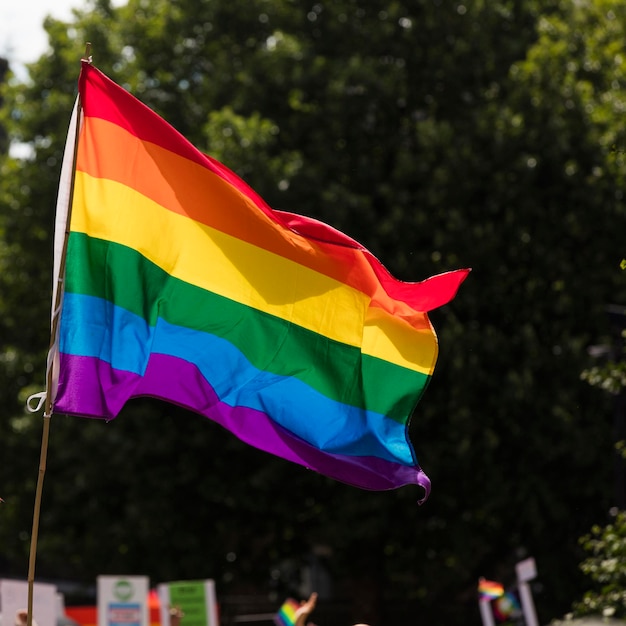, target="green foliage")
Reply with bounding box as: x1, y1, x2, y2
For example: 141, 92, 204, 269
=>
574, 510, 626, 619
581, 360, 626, 395
0, 57, 8, 154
